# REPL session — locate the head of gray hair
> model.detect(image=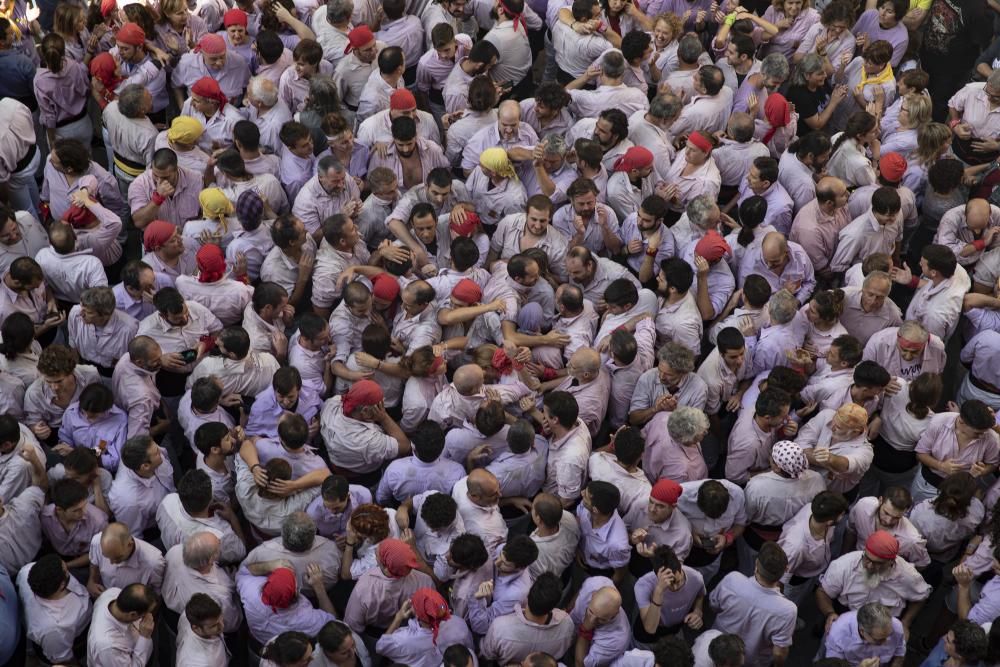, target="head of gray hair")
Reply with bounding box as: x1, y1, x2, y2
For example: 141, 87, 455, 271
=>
118, 84, 147, 118
305, 75, 341, 115
686, 195, 718, 229
768, 289, 799, 325
791, 53, 825, 88
542, 134, 568, 157
898, 319, 929, 343
80, 286, 116, 316
760, 53, 790, 82
657, 341, 695, 373
327, 0, 354, 23
856, 603, 893, 635
648, 93, 683, 122
667, 406, 710, 445
989, 69, 1000, 92
282, 511, 317, 553
863, 269, 892, 290
182, 531, 221, 570
677, 34, 702, 64
248, 75, 279, 107
600, 50, 626, 80
727, 112, 755, 143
